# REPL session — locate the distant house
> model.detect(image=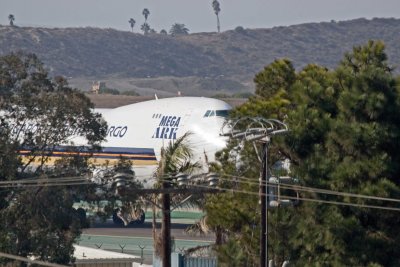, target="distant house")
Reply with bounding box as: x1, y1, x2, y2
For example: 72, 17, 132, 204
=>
91, 81, 106, 94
